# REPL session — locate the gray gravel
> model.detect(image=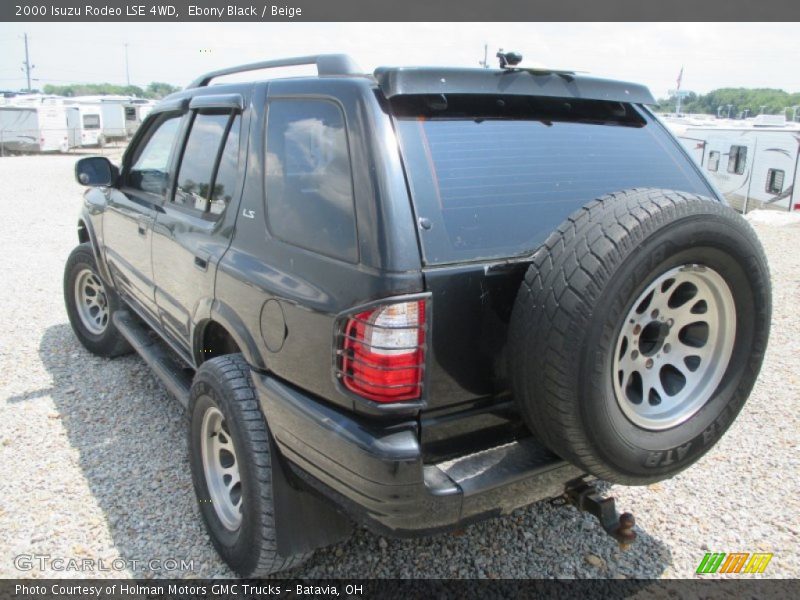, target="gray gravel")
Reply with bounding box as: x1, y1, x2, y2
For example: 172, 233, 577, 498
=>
1, 154, 798, 579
